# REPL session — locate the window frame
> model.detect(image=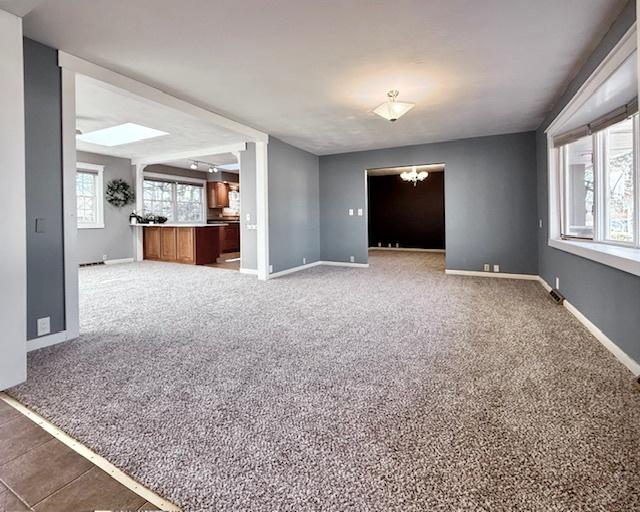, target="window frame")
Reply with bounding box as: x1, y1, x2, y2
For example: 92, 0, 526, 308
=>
546, 23, 640, 277
142, 172, 207, 224
76, 162, 104, 230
